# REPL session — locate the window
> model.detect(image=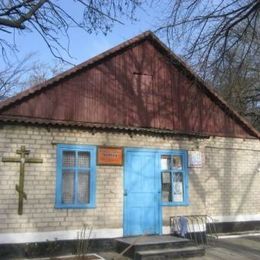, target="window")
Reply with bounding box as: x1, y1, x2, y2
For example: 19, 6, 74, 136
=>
160, 151, 188, 206
56, 145, 96, 208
